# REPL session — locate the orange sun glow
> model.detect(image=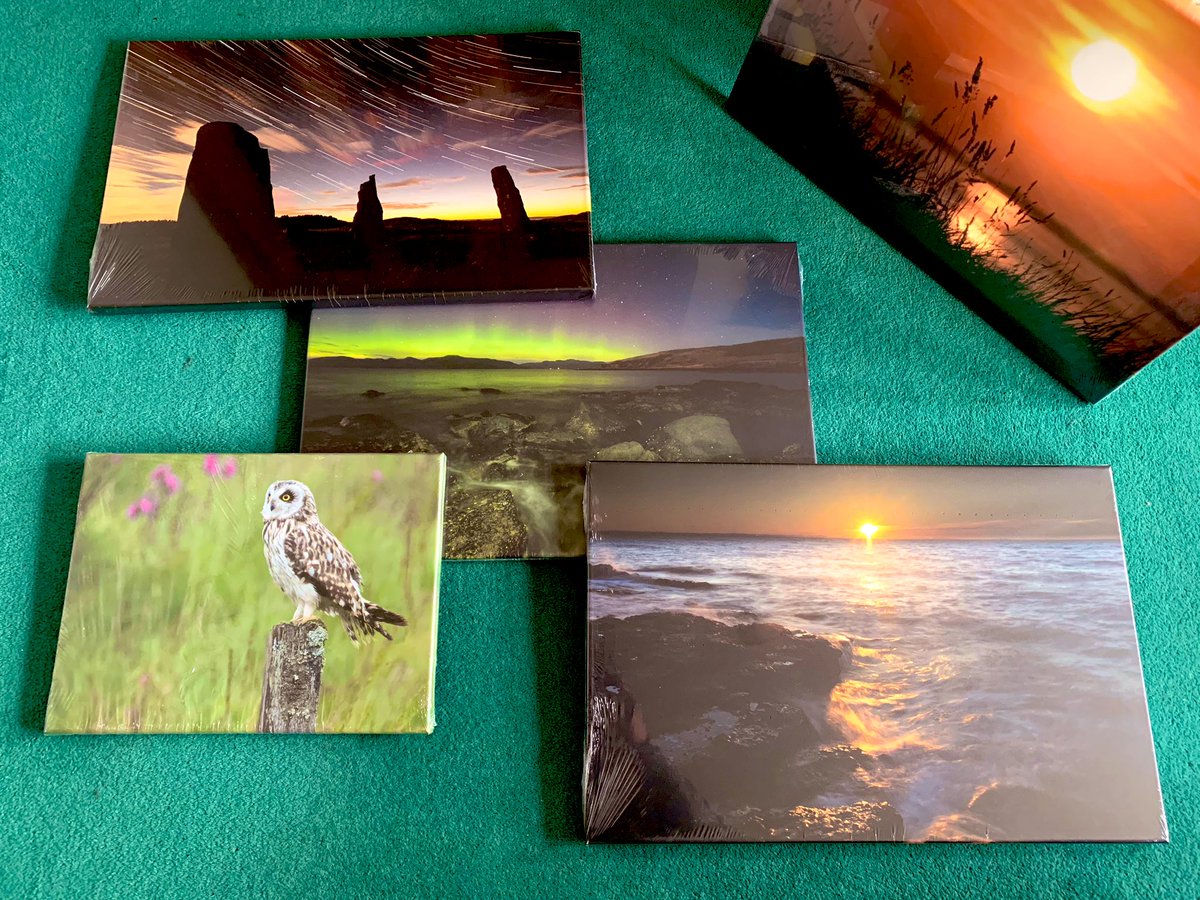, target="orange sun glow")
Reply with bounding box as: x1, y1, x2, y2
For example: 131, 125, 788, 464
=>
1071, 39, 1139, 103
